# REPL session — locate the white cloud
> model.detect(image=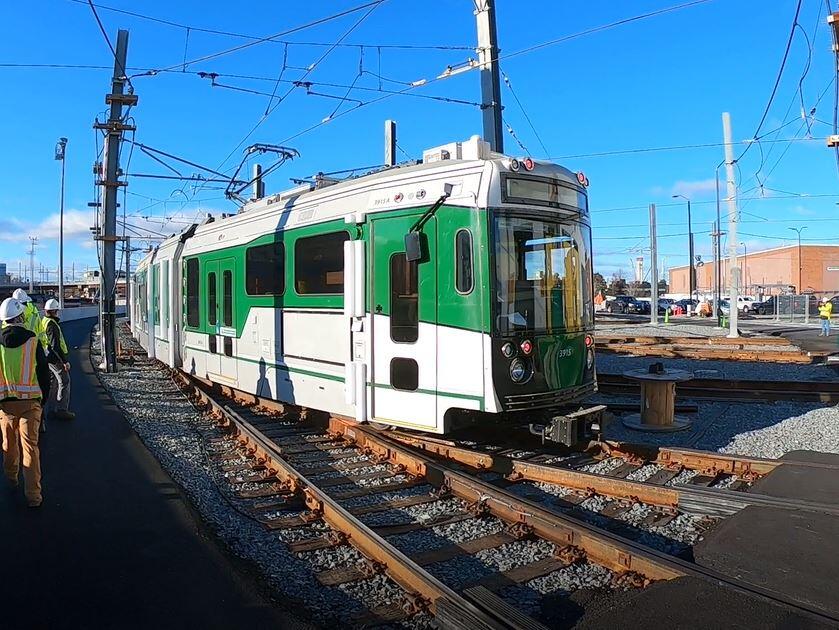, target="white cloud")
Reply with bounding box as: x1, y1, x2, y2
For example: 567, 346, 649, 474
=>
0, 208, 217, 245
670, 178, 717, 197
